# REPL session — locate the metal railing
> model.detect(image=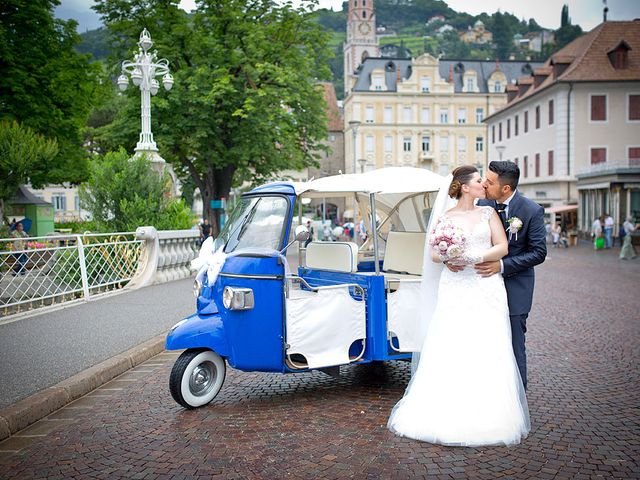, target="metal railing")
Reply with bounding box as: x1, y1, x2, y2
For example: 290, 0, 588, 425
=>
1, 233, 145, 317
